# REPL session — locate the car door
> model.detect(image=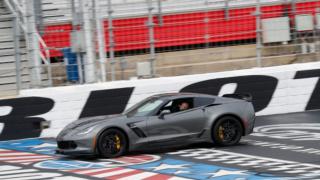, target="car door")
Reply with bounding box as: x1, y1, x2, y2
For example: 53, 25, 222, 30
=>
146, 97, 207, 145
